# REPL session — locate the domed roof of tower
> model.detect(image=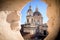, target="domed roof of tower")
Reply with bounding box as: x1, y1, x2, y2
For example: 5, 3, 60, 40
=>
27, 5, 32, 12
33, 7, 41, 16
